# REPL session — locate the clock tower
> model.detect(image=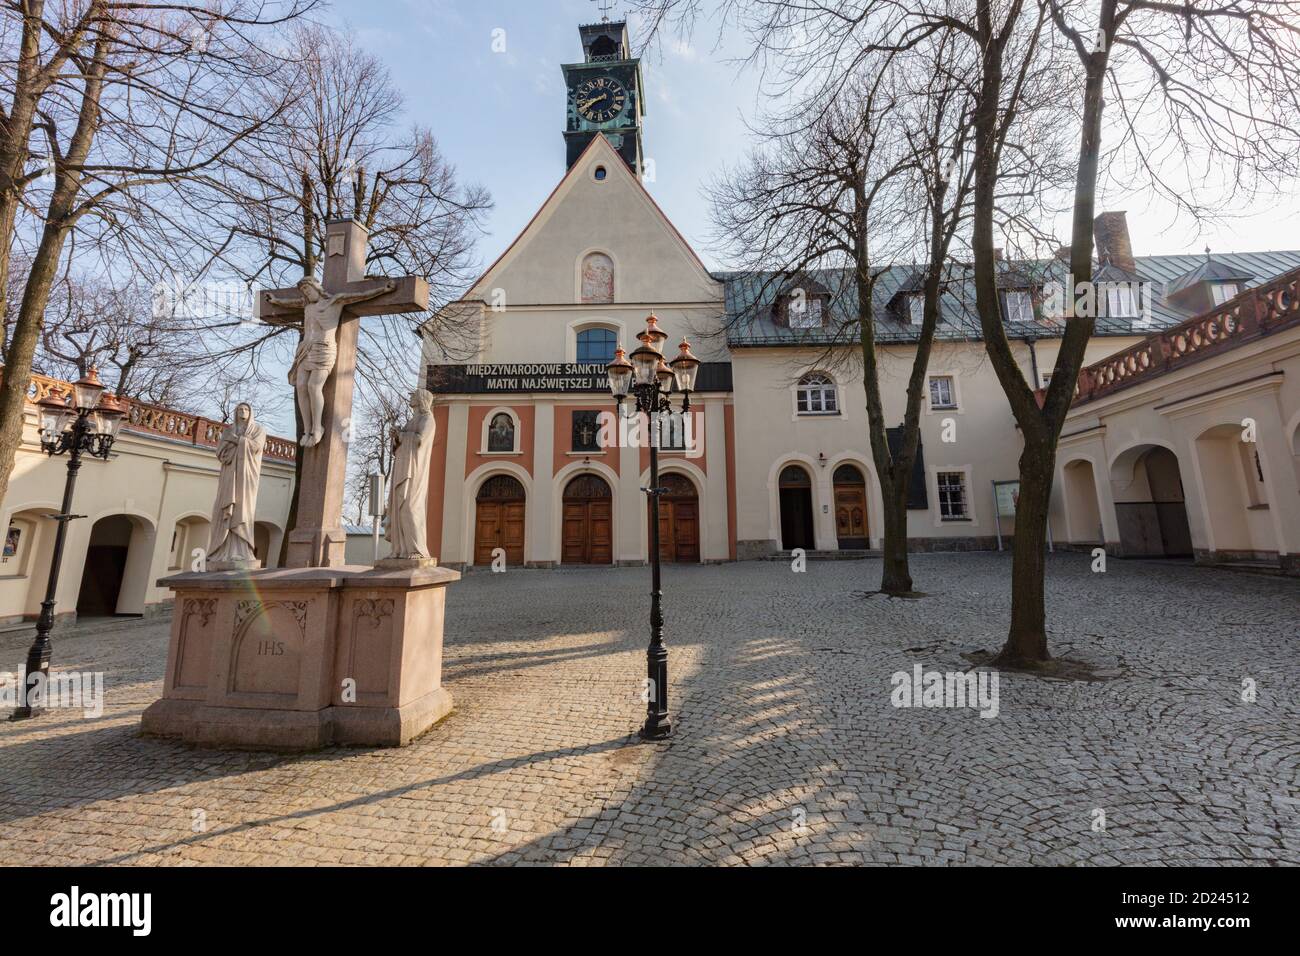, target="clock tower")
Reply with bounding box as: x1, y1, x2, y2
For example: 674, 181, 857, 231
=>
562, 19, 645, 176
